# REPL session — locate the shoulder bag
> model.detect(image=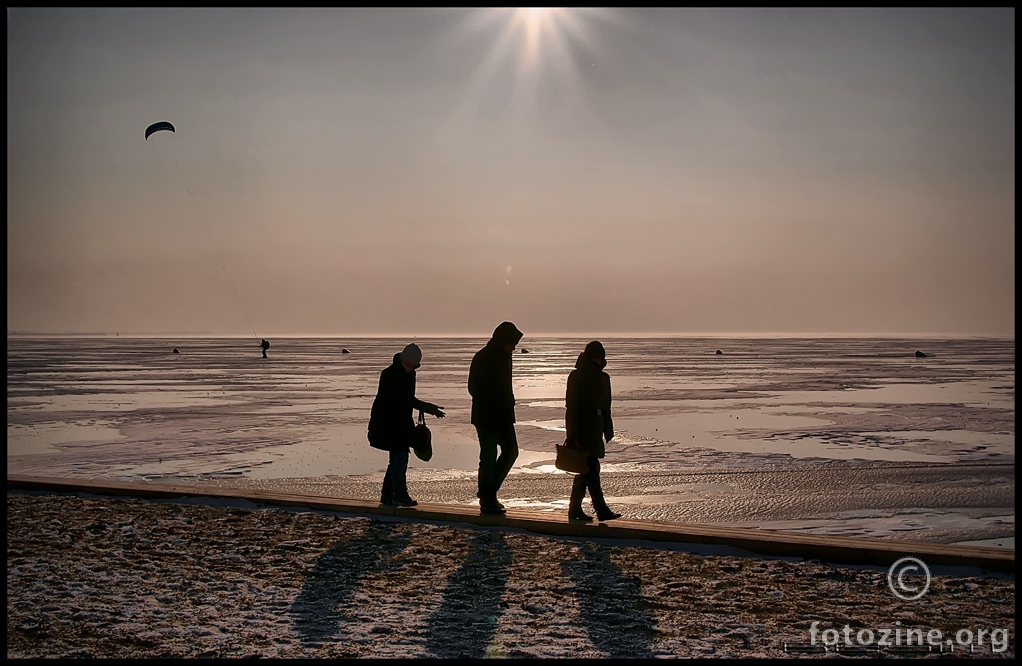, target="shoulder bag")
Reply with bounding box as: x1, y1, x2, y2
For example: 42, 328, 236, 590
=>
412, 410, 433, 462
555, 437, 589, 474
